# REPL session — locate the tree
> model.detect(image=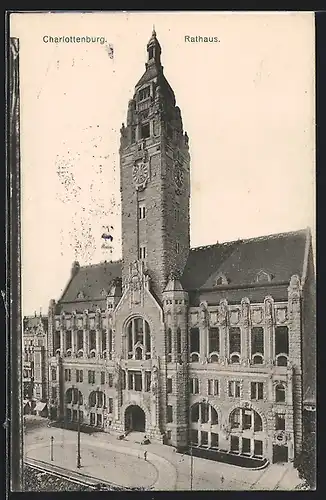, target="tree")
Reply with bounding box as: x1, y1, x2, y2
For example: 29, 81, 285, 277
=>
294, 412, 316, 489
